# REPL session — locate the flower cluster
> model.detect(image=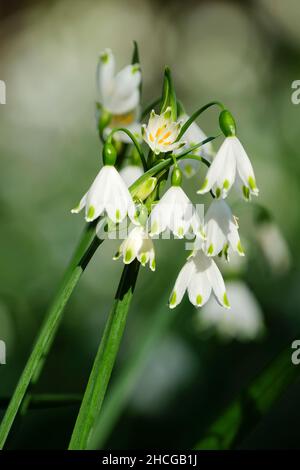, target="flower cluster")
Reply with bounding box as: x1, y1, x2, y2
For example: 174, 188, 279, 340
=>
72, 47, 259, 328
